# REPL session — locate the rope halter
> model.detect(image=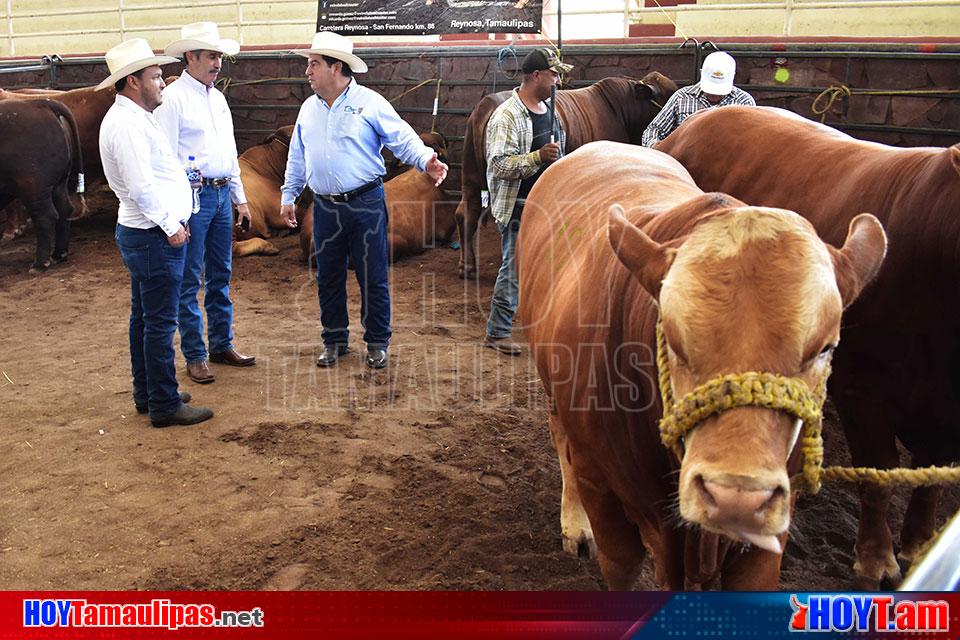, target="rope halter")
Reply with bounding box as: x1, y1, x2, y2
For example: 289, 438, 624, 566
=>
655, 318, 960, 492
656, 318, 829, 494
